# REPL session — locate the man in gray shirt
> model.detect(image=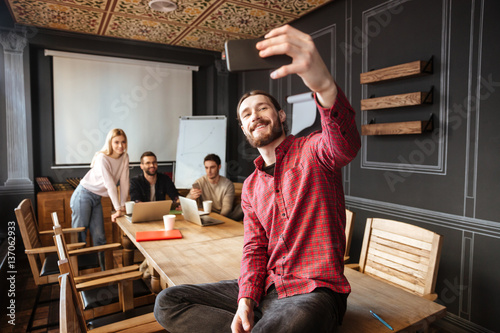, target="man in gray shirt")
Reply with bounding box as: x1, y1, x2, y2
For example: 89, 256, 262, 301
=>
188, 154, 242, 220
